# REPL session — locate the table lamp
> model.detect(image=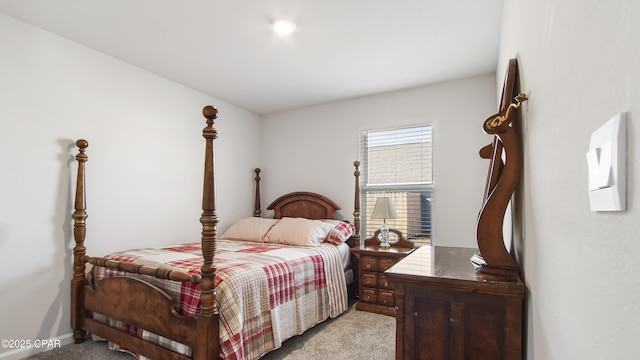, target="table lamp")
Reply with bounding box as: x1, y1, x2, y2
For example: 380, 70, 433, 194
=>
371, 197, 398, 249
